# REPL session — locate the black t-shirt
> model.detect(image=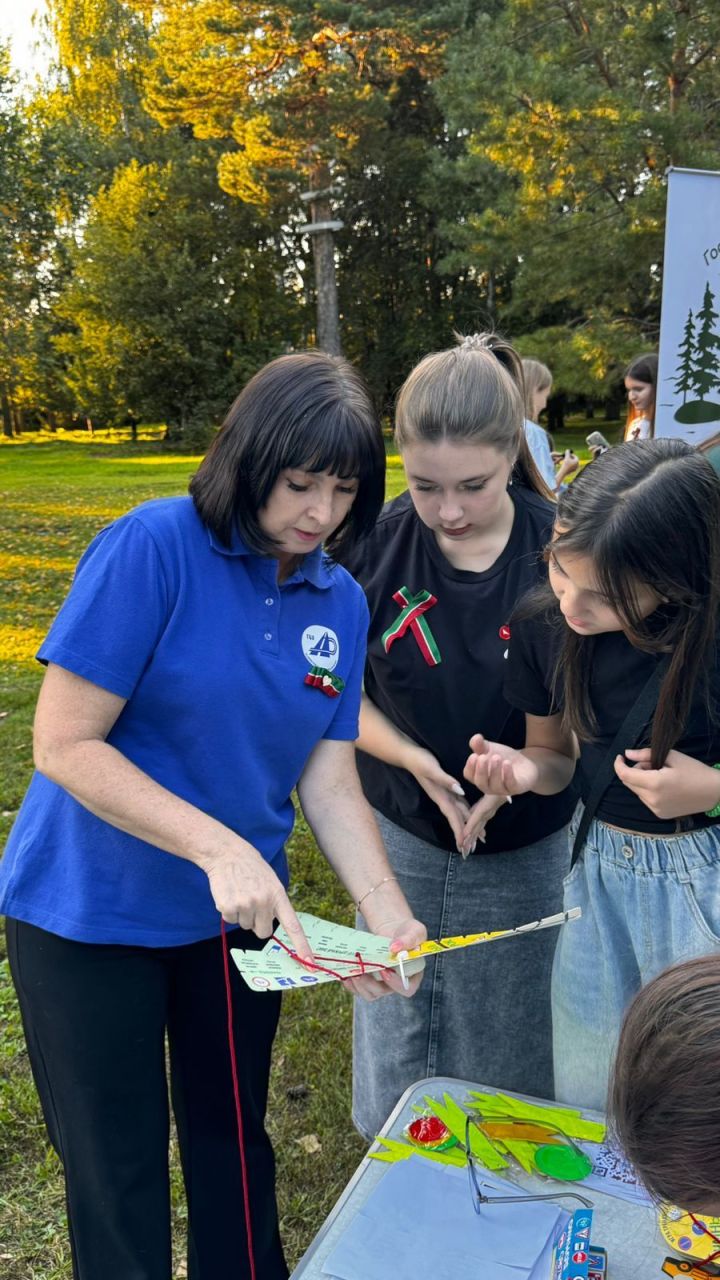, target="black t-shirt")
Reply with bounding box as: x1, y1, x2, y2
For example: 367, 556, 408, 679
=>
339, 487, 576, 853
505, 613, 720, 832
